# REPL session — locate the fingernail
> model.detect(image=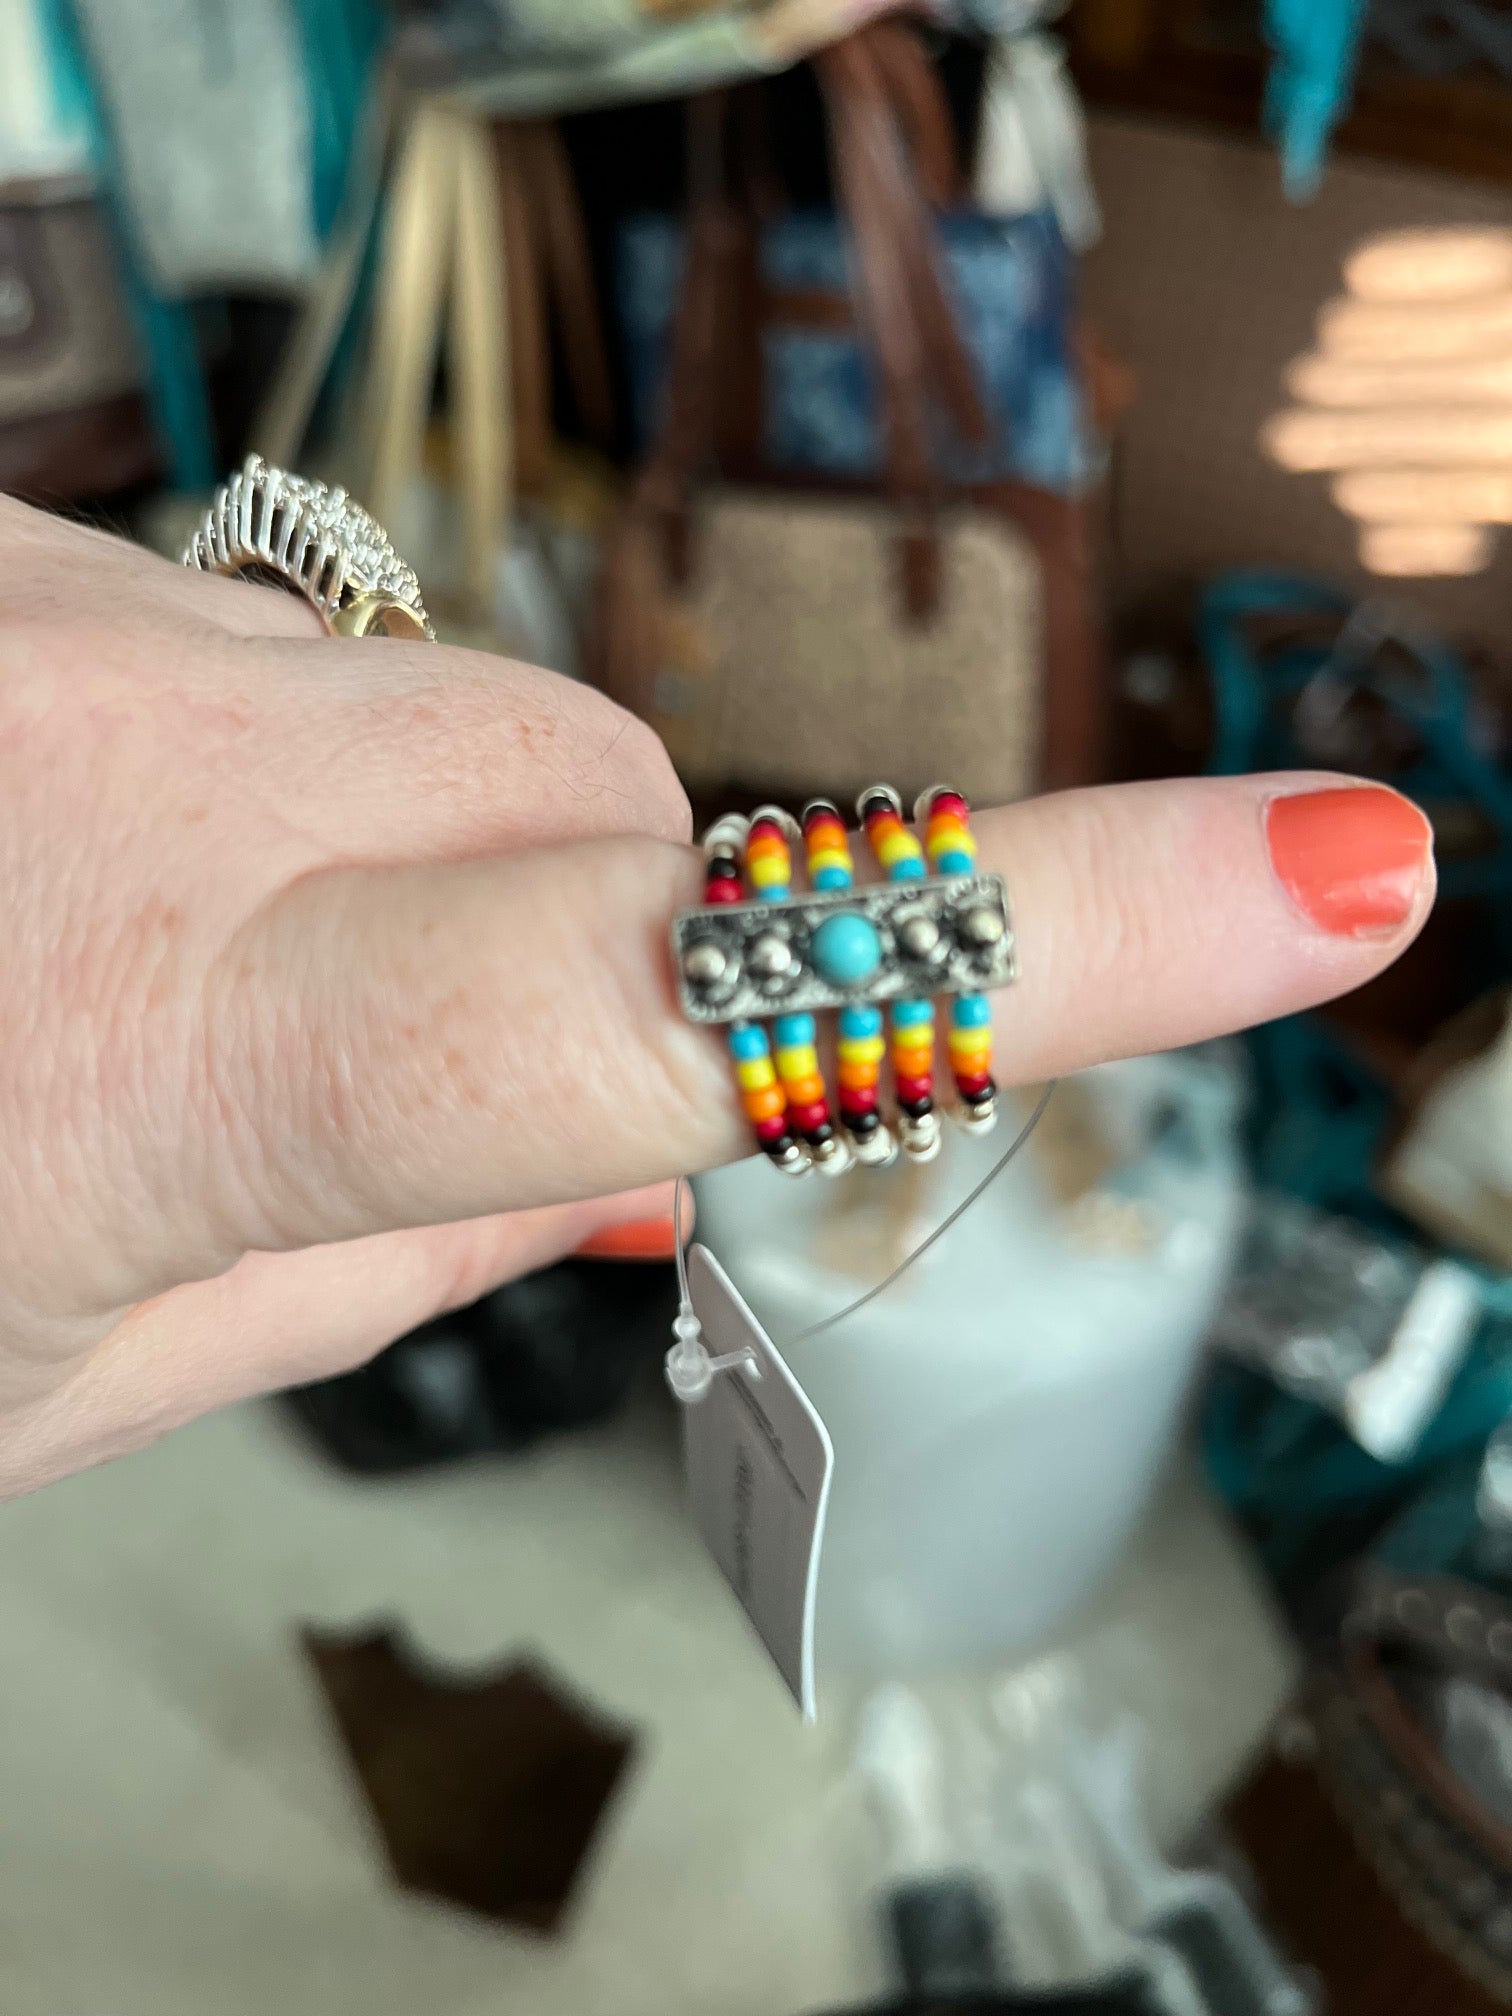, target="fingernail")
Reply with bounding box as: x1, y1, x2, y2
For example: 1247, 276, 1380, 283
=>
1264, 785, 1432, 938
574, 1215, 680, 1261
